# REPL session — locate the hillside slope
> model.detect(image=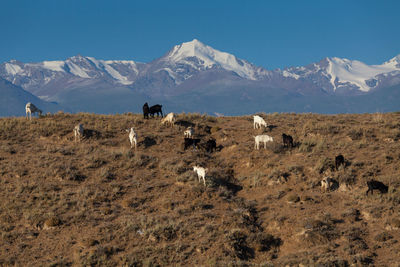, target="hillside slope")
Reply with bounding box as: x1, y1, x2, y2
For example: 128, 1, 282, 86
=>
1, 112, 400, 265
